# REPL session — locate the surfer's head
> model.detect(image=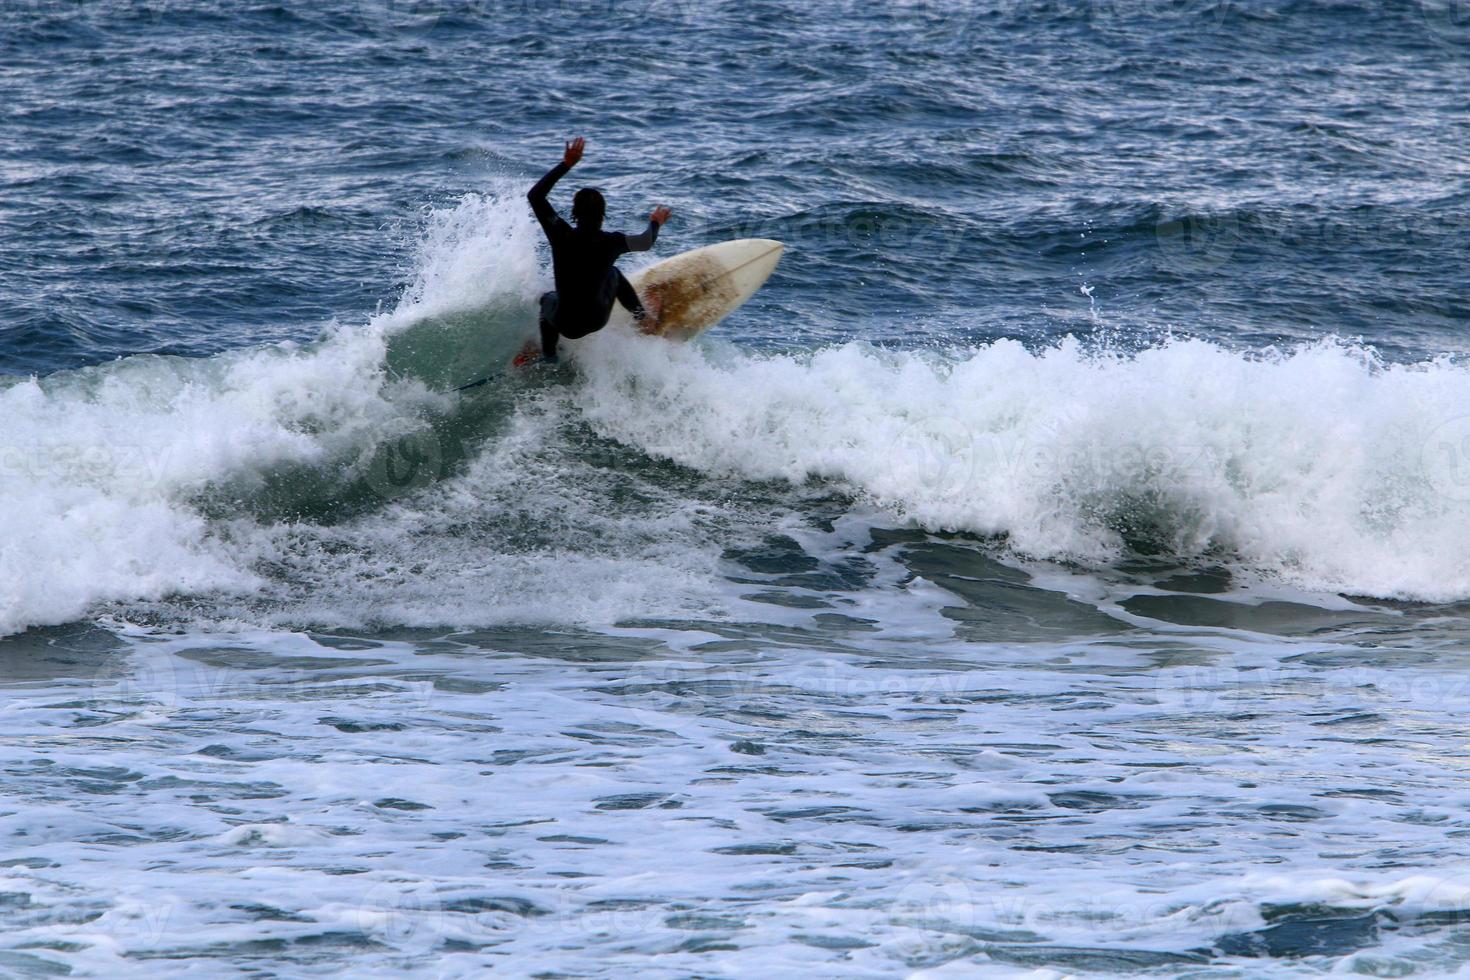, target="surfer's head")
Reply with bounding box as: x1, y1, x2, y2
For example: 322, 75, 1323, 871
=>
572, 187, 606, 230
